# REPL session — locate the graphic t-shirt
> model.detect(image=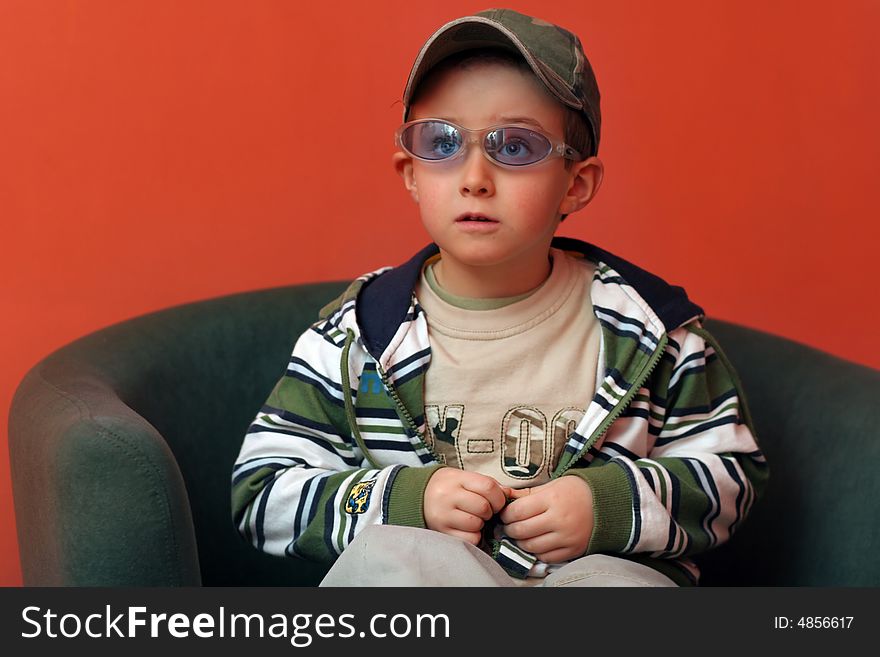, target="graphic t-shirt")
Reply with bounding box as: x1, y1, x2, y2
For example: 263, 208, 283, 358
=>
415, 248, 602, 489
